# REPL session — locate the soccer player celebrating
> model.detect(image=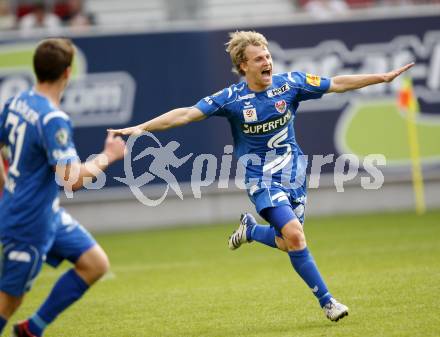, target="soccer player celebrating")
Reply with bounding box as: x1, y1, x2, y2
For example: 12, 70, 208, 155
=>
0, 38, 126, 336
109, 31, 413, 322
